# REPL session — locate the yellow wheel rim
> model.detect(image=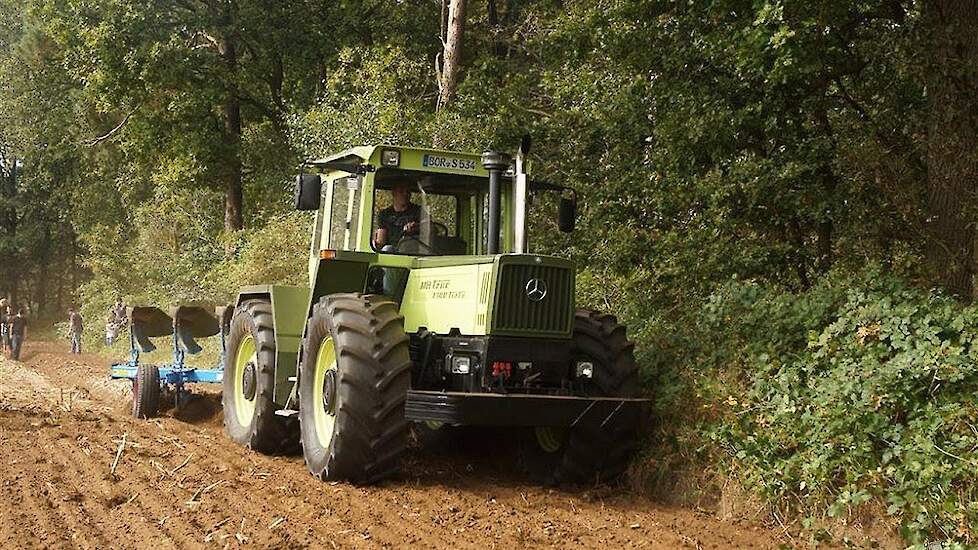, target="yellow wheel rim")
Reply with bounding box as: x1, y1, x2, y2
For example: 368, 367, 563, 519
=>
424, 421, 444, 430
535, 427, 565, 454
233, 334, 257, 426
312, 337, 338, 447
